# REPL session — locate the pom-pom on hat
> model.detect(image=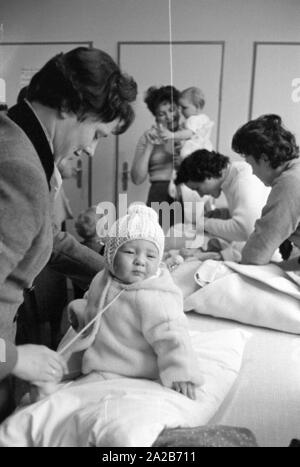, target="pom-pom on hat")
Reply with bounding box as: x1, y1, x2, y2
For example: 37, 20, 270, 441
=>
104, 204, 165, 273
